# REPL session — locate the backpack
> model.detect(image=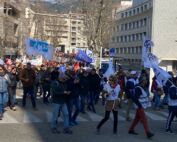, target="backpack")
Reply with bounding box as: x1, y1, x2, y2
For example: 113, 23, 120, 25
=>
169, 85, 177, 100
